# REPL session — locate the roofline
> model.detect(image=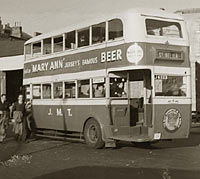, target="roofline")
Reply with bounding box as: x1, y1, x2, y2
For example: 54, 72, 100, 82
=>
175, 8, 200, 14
